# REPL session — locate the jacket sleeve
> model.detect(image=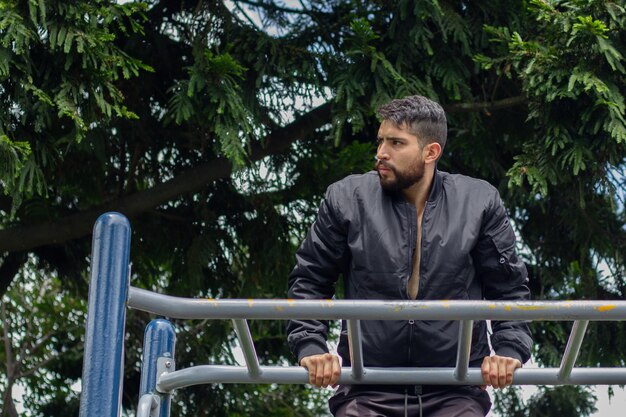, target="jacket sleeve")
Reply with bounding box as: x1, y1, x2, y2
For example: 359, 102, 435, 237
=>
472, 188, 533, 364
286, 185, 349, 364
